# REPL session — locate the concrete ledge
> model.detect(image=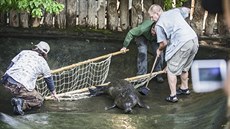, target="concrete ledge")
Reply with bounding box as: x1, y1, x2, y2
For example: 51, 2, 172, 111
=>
0, 26, 127, 42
